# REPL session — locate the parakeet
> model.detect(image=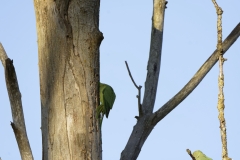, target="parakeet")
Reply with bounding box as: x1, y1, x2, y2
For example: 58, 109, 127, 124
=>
96, 83, 116, 128
193, 150, 213, 160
